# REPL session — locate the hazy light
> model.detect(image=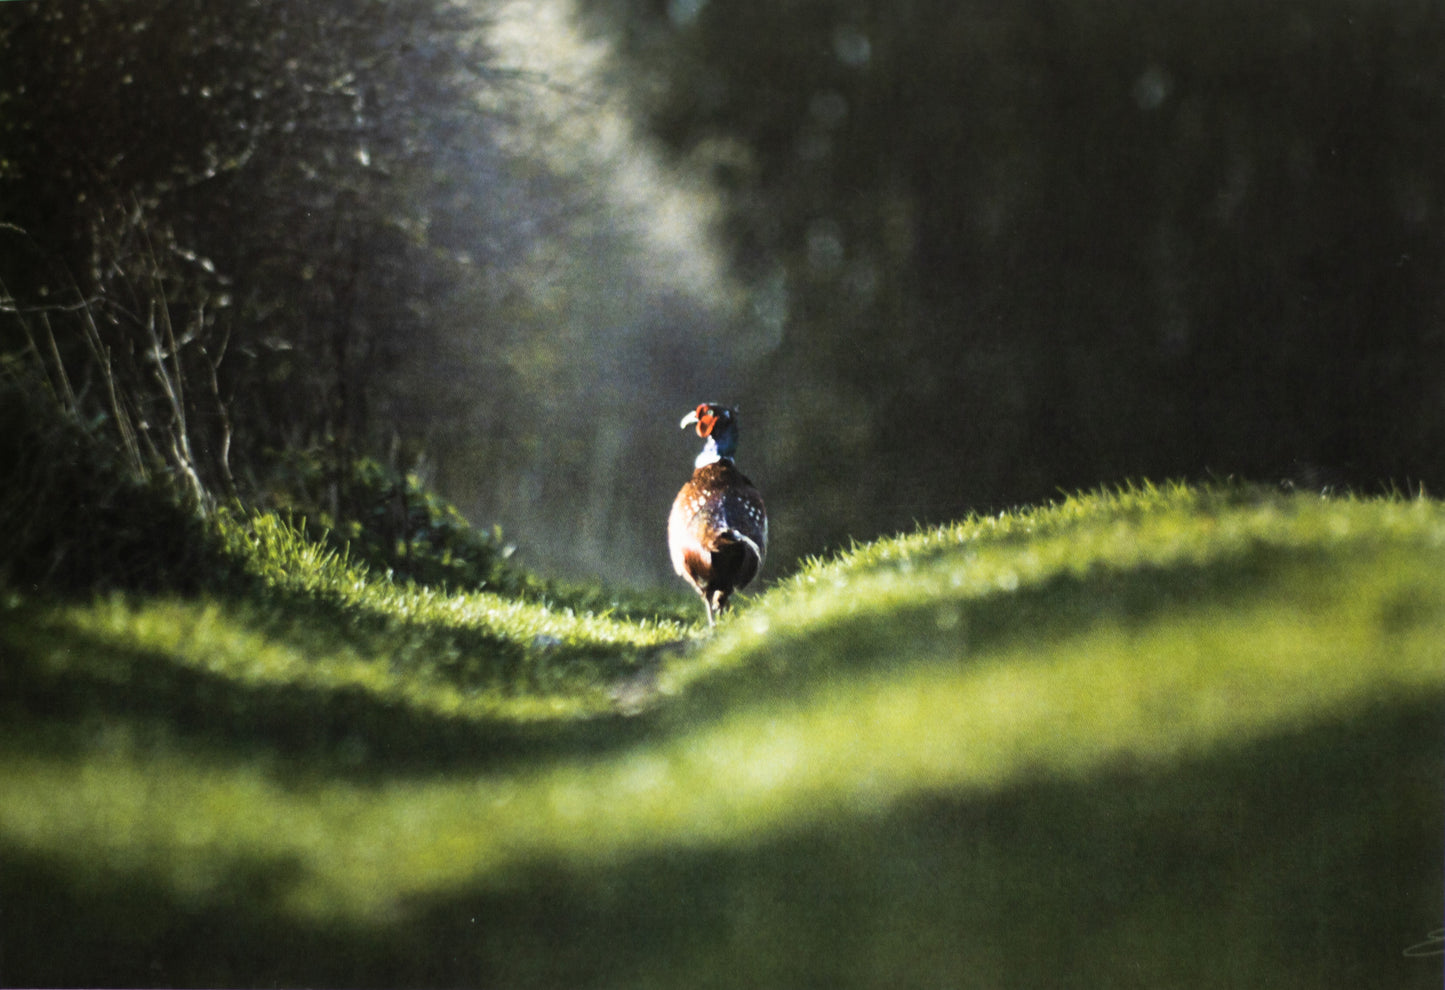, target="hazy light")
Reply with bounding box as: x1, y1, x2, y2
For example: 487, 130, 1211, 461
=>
832, 25, 871, 68
668, 0, 707, 28
752, 268, 789, 342
807, 218, 845, 274
451, 0, 768, 580
484, 0, 740, 313
1133, 65, 1172, 111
